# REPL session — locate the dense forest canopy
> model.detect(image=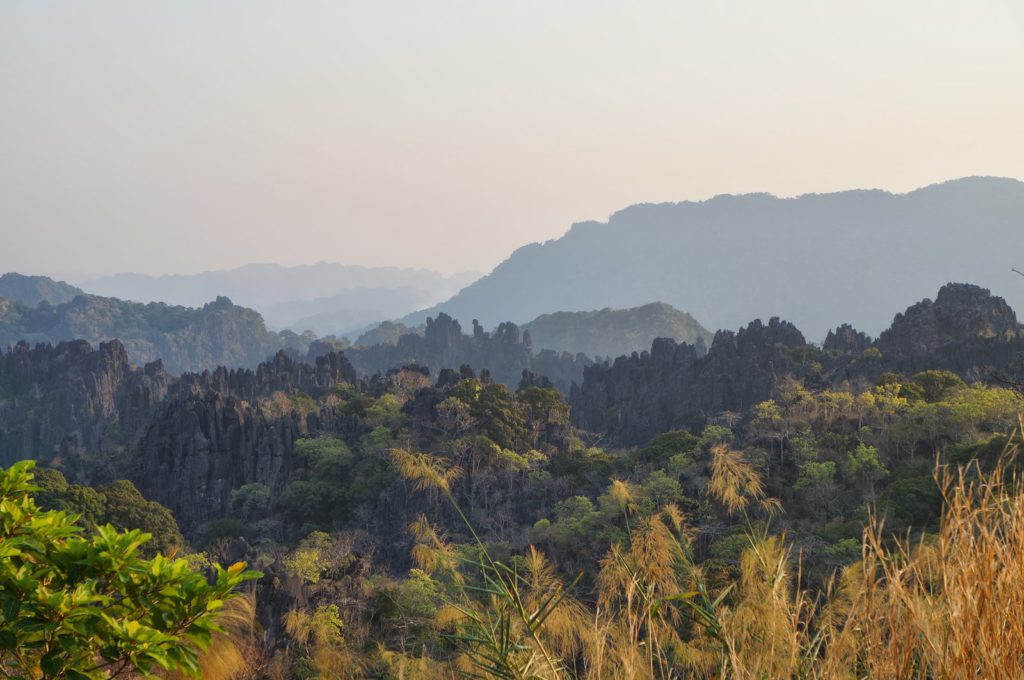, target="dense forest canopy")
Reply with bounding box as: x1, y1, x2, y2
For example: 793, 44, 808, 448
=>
0, 280, 1021, 676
